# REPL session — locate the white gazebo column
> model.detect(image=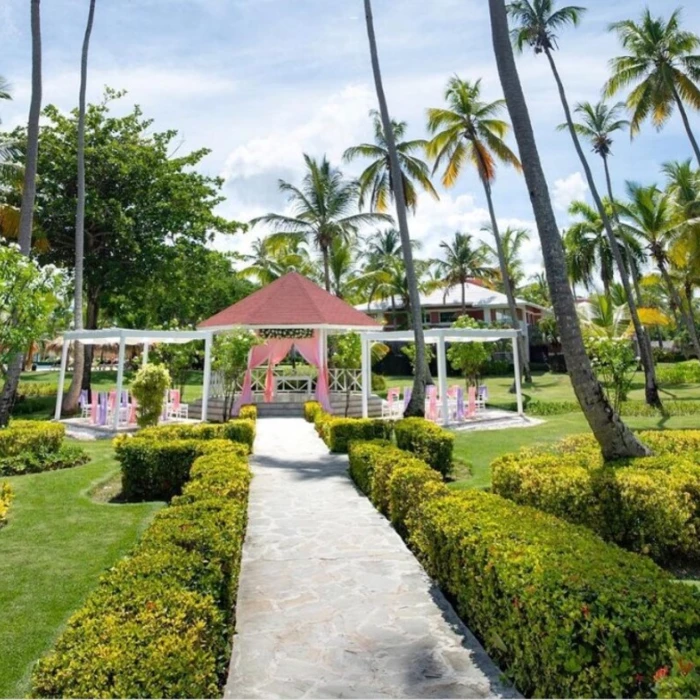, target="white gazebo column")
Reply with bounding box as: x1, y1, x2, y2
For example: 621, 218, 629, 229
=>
113, 333, 127, 430
201, 332, 213, 422
54, 341, 70, 421
436, 335, 449, 426
361, 335, 370, 419
142, 342, 149, 367
512, 335, 524, 416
